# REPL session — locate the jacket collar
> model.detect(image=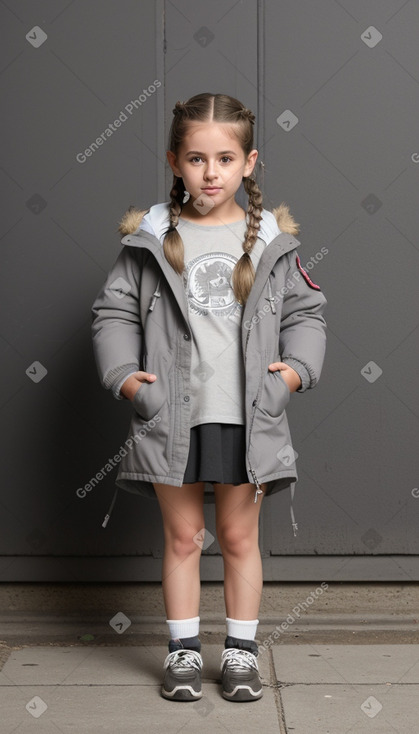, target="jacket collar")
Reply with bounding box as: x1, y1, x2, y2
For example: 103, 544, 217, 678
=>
119, 200, 301, 326
241, 231, 300, 325
120, 228, 190, 327
118, 200, 300, 241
